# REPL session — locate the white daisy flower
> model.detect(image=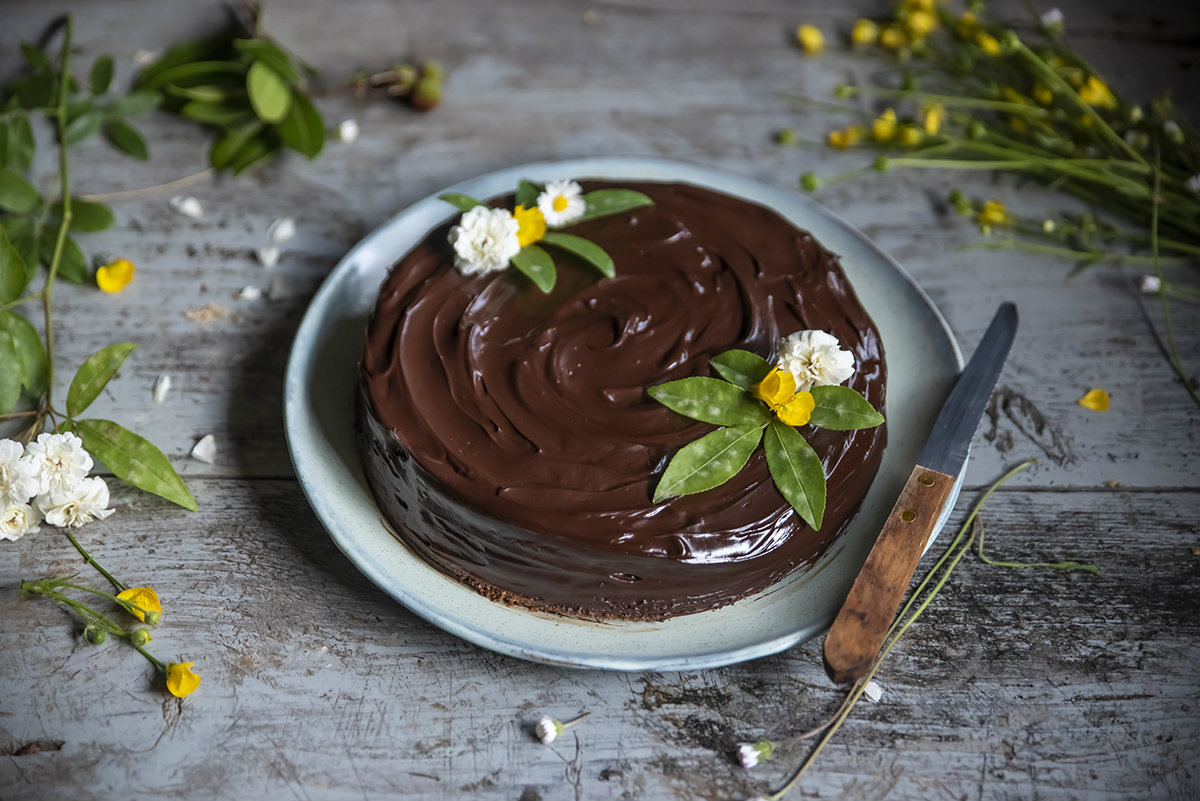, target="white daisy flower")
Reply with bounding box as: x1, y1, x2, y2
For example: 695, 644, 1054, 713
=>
337, 119, 360, 143
736, 740, 774, 769
537, 180, 587, 227
776, 330, 856, 391
23, 432, 93, 497
448, 206, 521, 276
1, 501, 40, 541
37, 476, 115, 529
535, 716, 562, 744
0, 439, 40, 506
